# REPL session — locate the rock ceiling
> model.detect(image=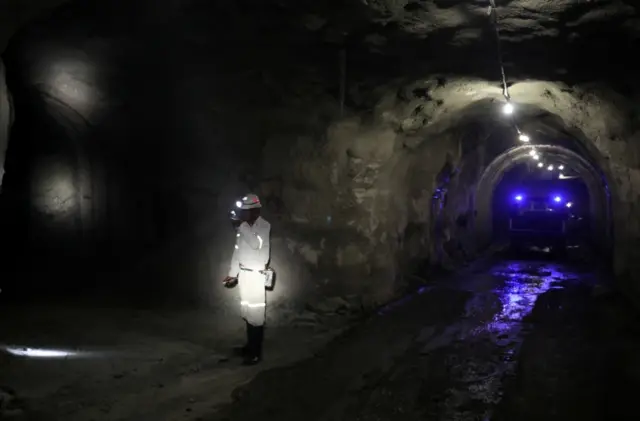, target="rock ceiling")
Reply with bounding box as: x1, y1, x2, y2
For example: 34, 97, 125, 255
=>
2, 1, 637, 85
